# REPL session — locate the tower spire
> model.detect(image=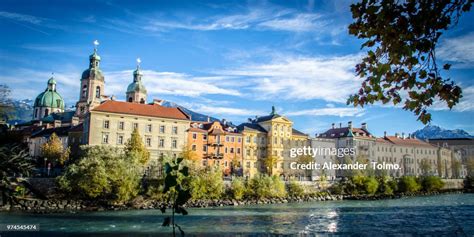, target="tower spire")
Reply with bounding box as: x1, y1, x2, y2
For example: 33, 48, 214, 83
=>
93, 40, 99, 52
